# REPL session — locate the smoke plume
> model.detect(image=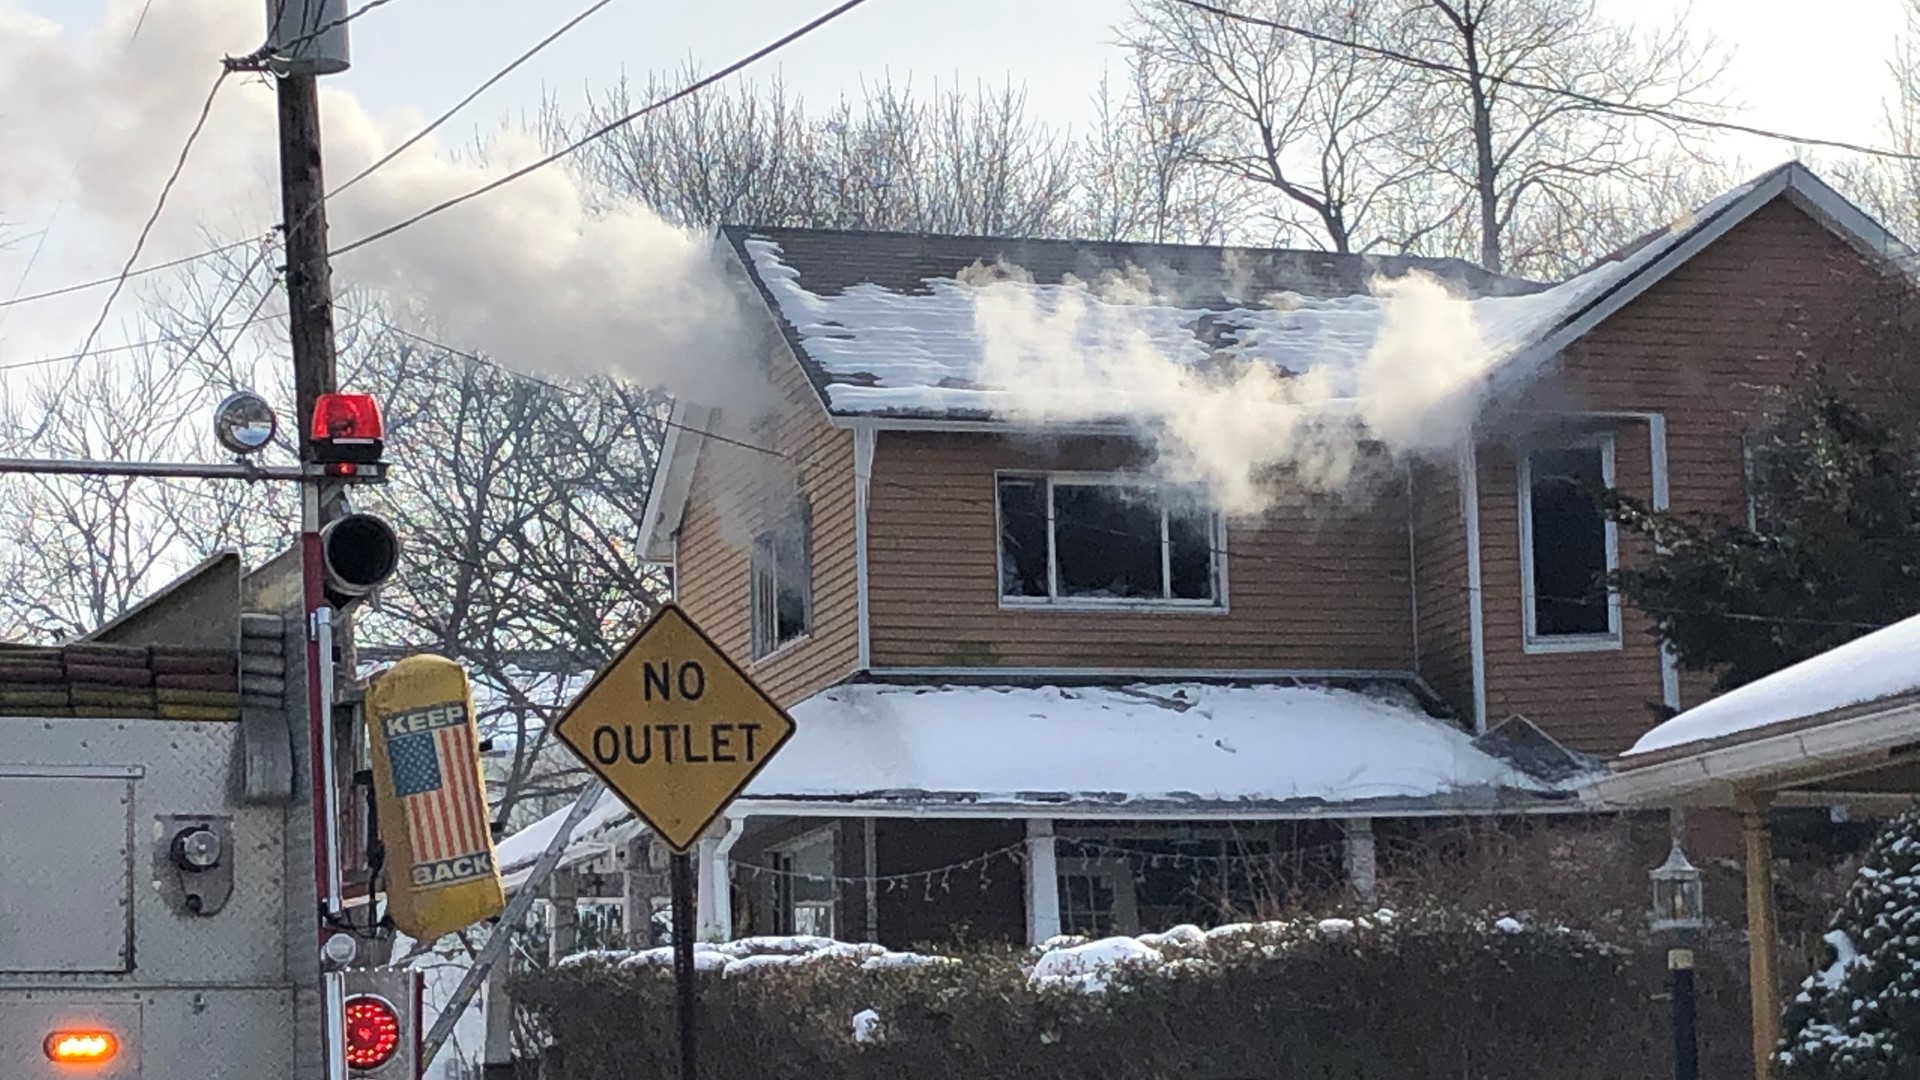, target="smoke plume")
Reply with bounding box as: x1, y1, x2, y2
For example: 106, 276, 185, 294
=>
0, 0, 756, 407
972, 269, 1498, 515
